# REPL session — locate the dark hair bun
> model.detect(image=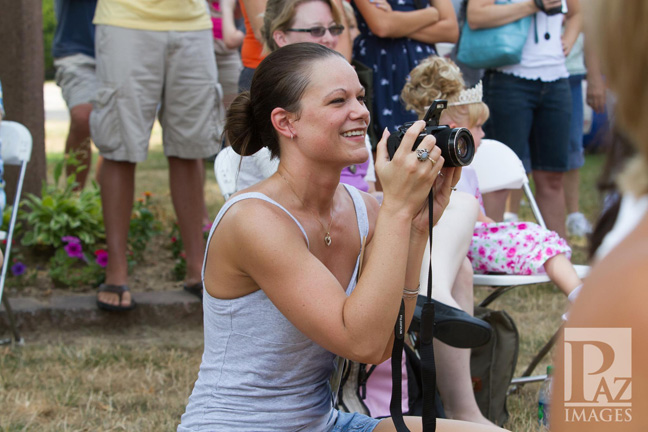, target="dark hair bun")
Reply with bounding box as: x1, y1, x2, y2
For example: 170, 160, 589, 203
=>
225, 91, 264, 156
